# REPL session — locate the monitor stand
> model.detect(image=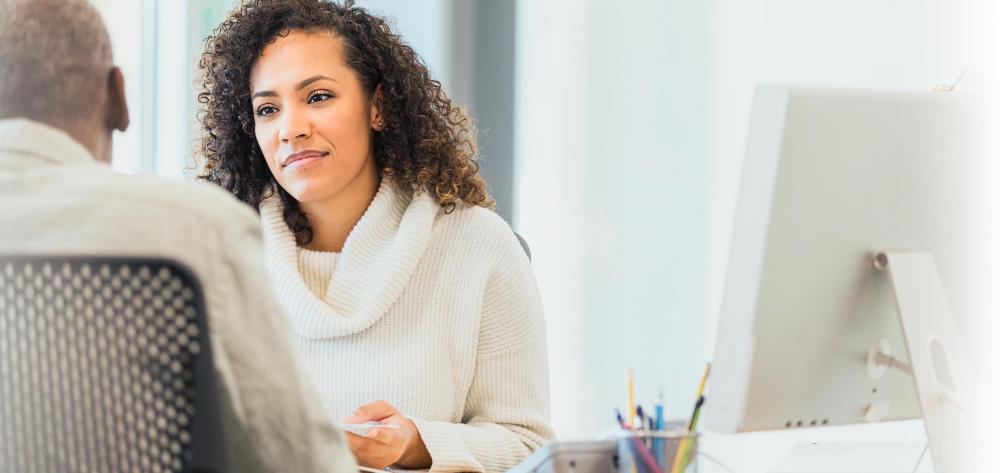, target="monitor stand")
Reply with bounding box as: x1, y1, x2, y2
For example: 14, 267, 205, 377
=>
872, 252, 975, 473
768, 252, 974, 473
